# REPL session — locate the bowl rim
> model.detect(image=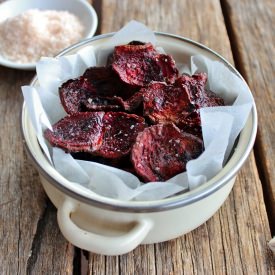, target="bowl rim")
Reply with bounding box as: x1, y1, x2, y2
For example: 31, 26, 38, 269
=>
21, 32, 258, 213
0, 0, 98, 70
